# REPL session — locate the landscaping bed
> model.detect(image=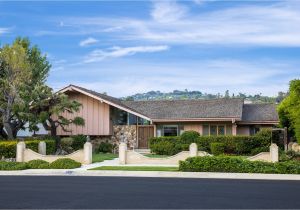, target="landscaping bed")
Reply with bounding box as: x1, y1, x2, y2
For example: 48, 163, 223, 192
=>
179, 156, 300, 174
89, 166, 179, 171
0, 158, 81, 170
